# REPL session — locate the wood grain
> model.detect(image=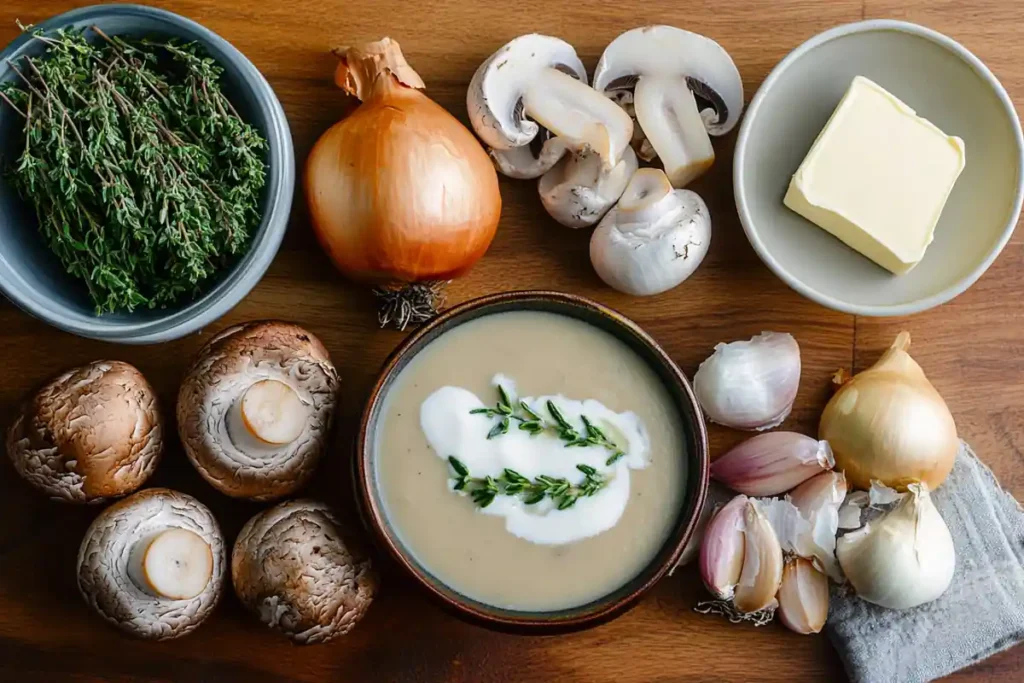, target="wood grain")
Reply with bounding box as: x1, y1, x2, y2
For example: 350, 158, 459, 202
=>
0, 0, 1020, 681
